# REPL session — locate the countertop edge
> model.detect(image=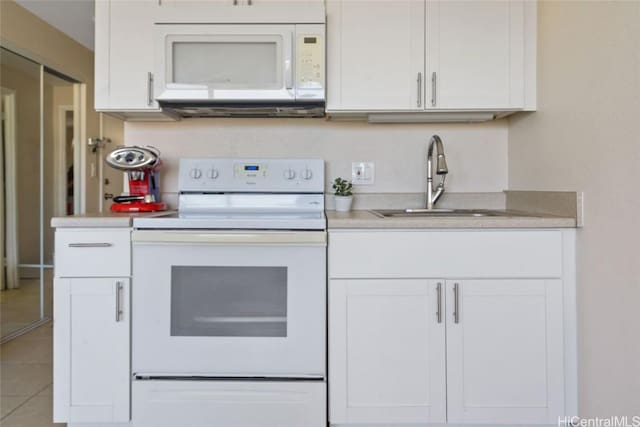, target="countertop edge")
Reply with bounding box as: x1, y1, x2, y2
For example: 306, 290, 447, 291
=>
51, 211, 176, 228
326, 210, 577, 229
